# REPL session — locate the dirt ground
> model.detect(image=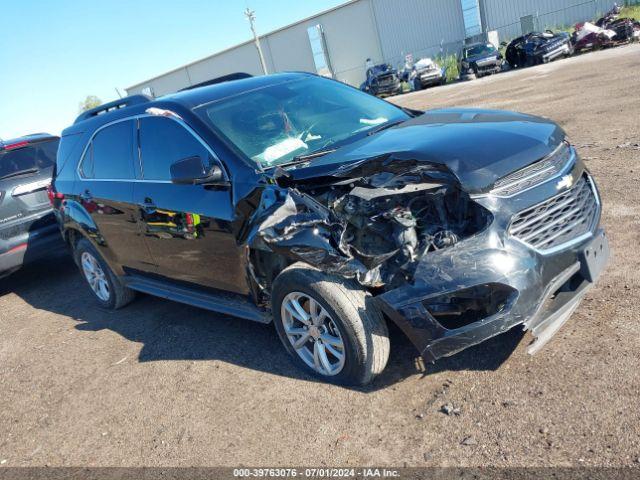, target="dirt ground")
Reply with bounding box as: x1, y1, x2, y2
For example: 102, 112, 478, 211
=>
1, 44, 639, 468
